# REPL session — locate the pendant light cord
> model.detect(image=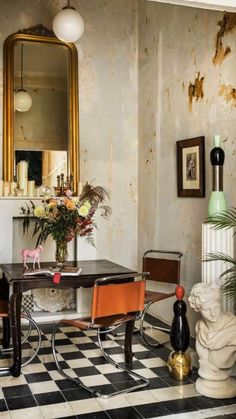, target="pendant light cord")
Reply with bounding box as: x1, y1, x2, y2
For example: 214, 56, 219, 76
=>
20, 44, 23, 90
63, 0, 74, 10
